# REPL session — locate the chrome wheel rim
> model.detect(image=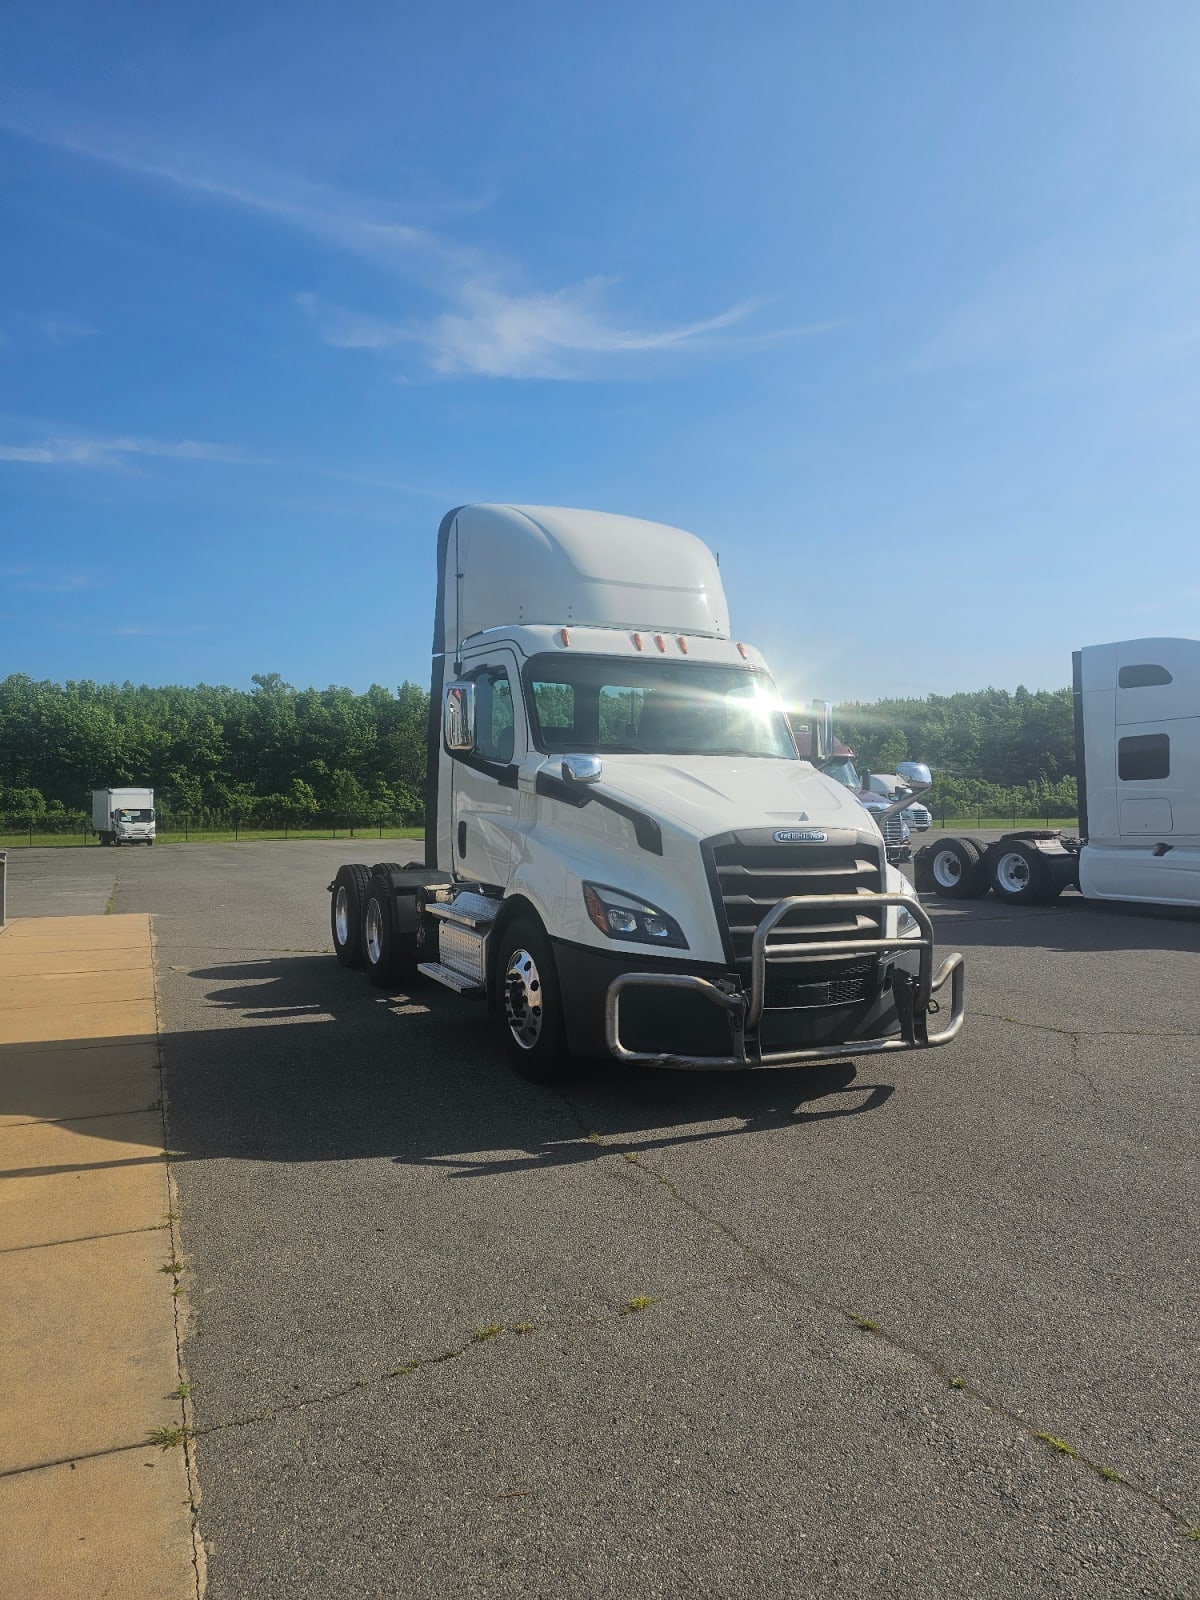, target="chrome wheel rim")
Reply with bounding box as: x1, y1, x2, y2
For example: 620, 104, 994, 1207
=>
365, 897, 384, 963
995, 851, 1030, 894
504, 947, 543, 1050
932, 849, 963, 889
335, 885, 350, 945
